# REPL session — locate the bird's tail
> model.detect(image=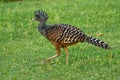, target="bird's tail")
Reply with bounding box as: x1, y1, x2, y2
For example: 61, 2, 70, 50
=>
84, 36, 110, 49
